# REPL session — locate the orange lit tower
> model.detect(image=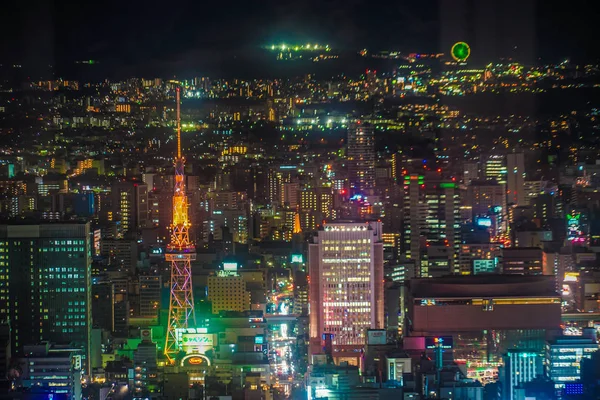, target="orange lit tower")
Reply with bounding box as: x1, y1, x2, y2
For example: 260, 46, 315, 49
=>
165, 87, 196, 363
